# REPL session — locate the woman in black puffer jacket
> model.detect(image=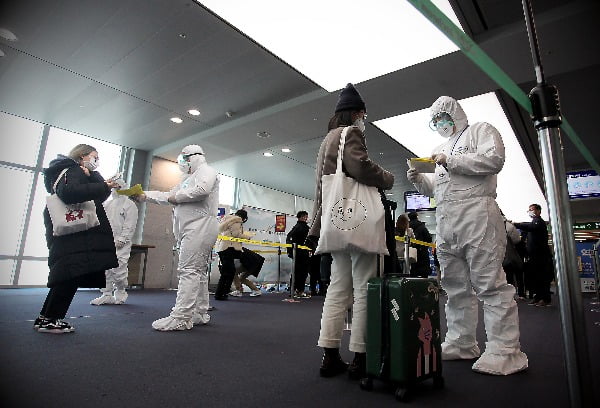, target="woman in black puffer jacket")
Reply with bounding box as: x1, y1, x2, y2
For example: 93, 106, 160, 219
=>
35, 144, 119, 334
